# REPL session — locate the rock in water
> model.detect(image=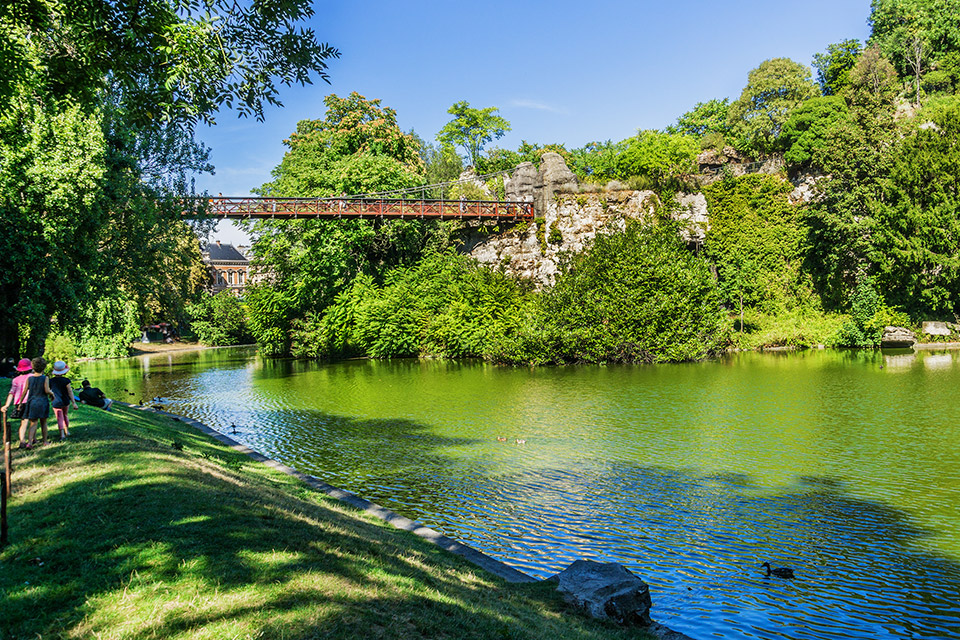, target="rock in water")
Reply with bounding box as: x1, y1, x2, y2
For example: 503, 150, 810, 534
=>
922, 321, 951, 337
555, 559, 652, 626
881, 326, 916, 348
